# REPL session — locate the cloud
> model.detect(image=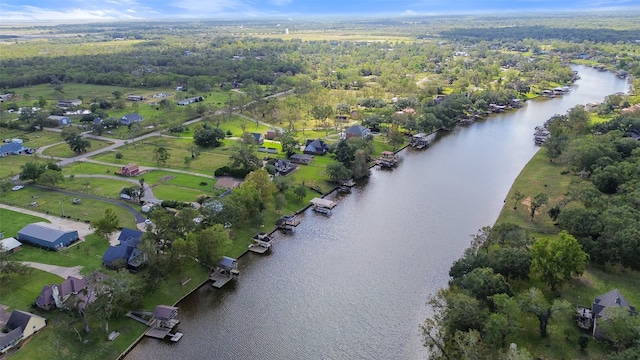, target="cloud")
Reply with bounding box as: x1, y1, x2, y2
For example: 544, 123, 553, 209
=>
1, 5, 138, 21
269, 0, 293, 5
